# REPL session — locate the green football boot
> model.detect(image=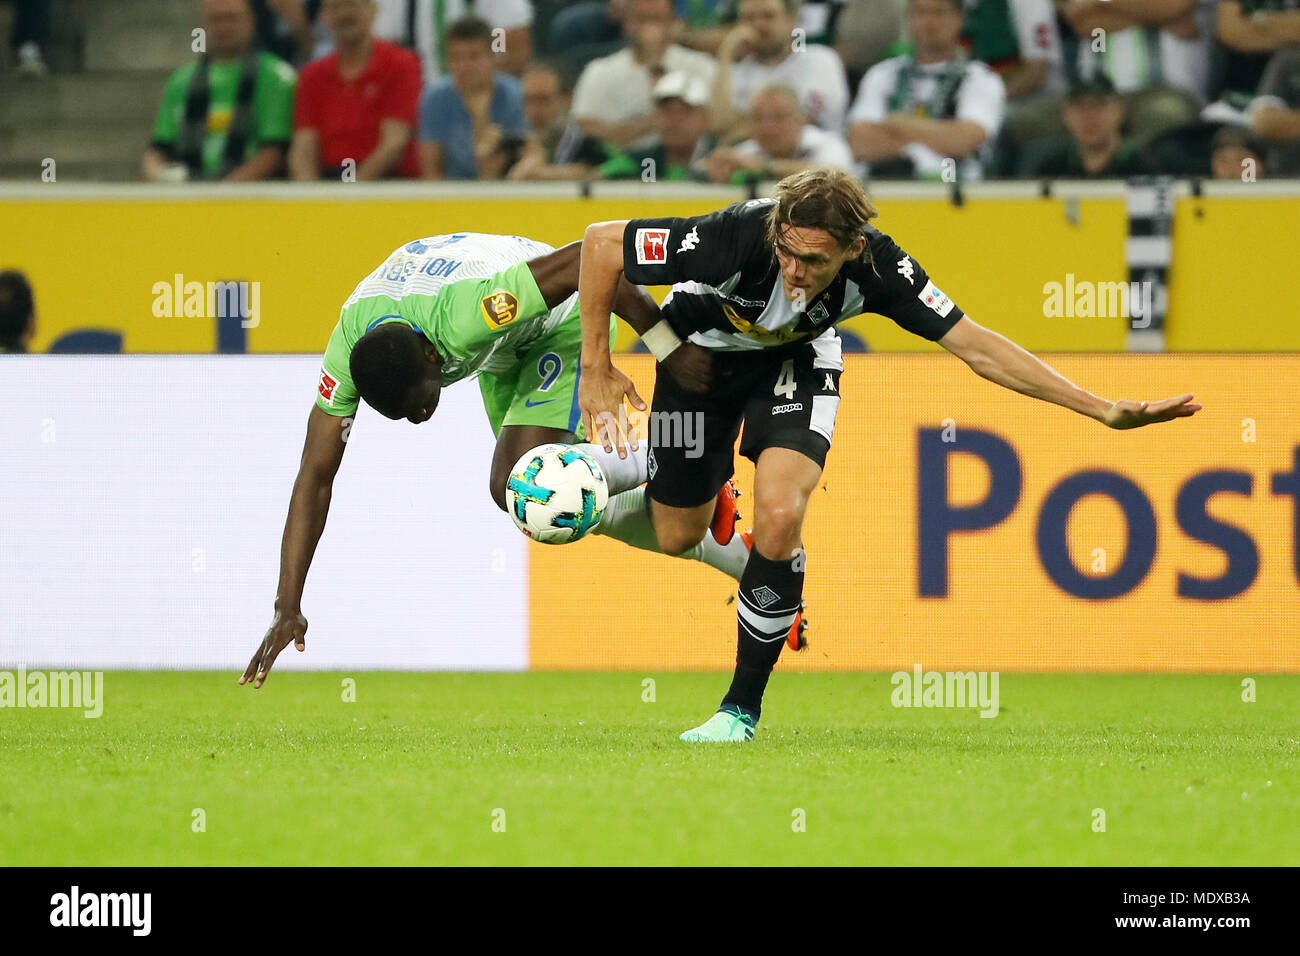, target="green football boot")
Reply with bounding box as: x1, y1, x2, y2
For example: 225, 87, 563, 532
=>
679, 705, 757, 742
